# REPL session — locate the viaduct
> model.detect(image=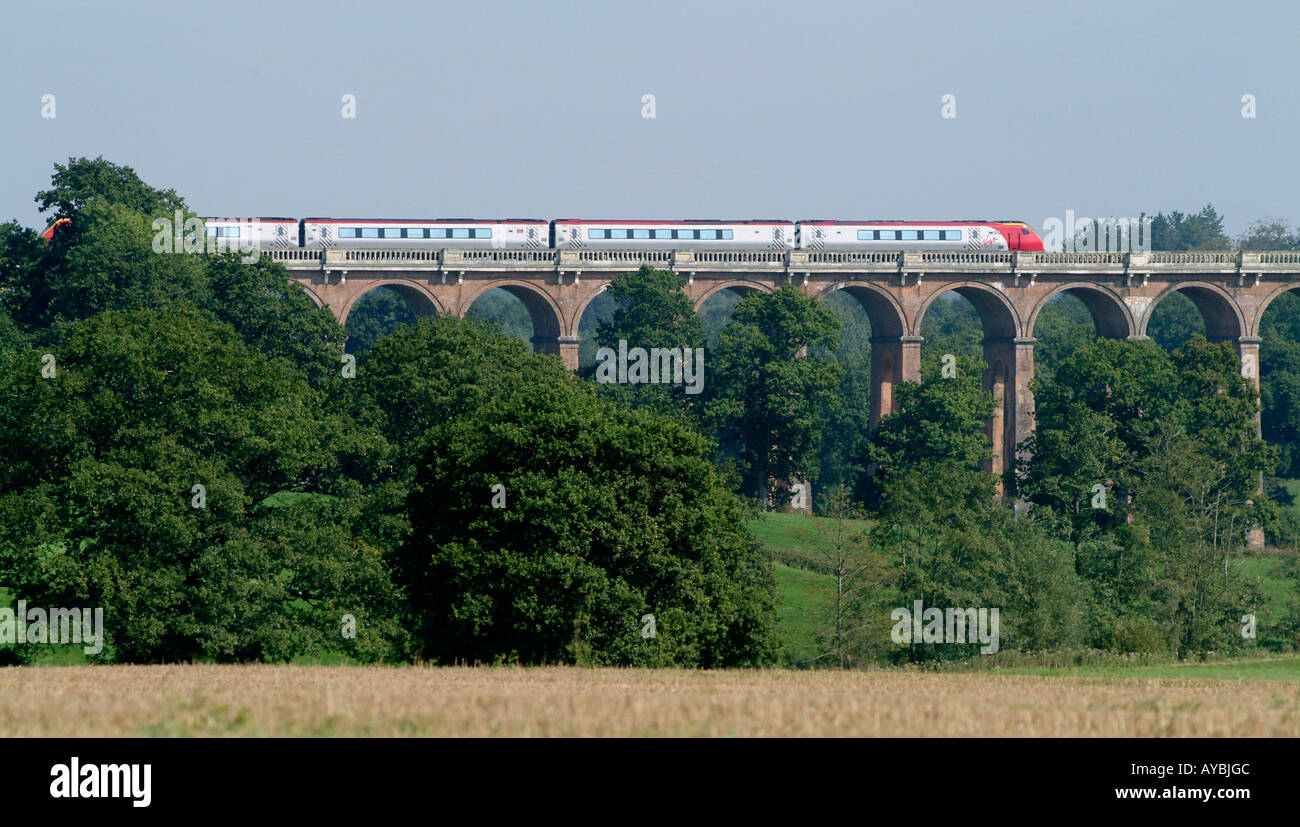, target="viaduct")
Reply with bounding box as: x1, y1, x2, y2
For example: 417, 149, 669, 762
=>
265, 246, 1300, 481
